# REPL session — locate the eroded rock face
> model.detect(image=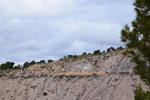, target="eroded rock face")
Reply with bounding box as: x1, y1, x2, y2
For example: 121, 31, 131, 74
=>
54, 50, 136, 74
0, 49, 143, 100
0, 74, 147, 100
106, 60, 136, 73
2, 50, 136, 78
